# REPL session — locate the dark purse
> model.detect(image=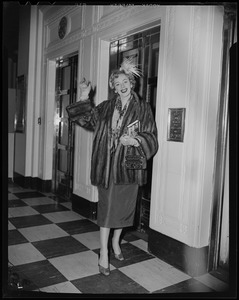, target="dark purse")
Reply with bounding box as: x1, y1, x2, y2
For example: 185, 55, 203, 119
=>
125, 145, 147, 170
